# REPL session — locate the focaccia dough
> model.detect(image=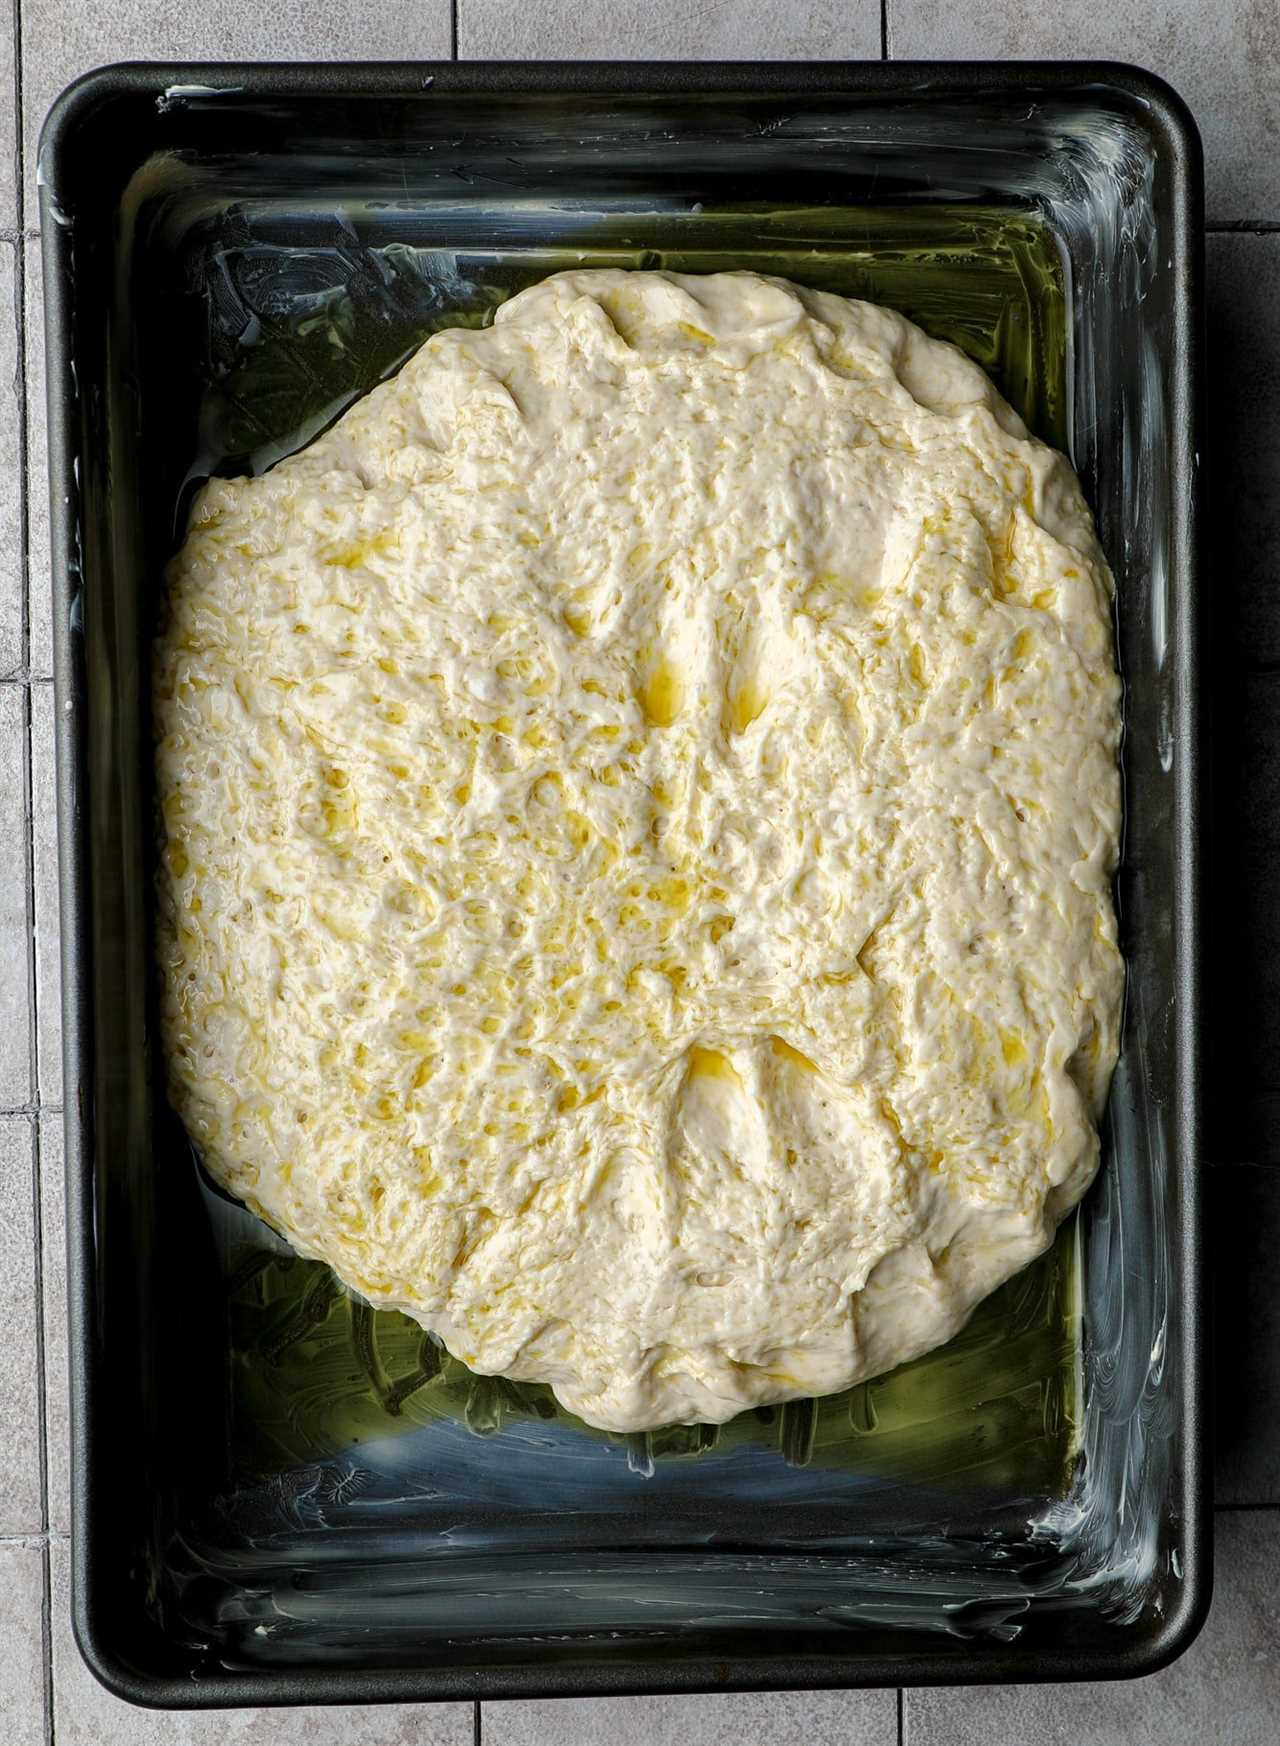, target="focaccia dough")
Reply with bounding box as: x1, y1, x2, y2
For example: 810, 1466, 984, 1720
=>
156, 269, 1122, 1432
